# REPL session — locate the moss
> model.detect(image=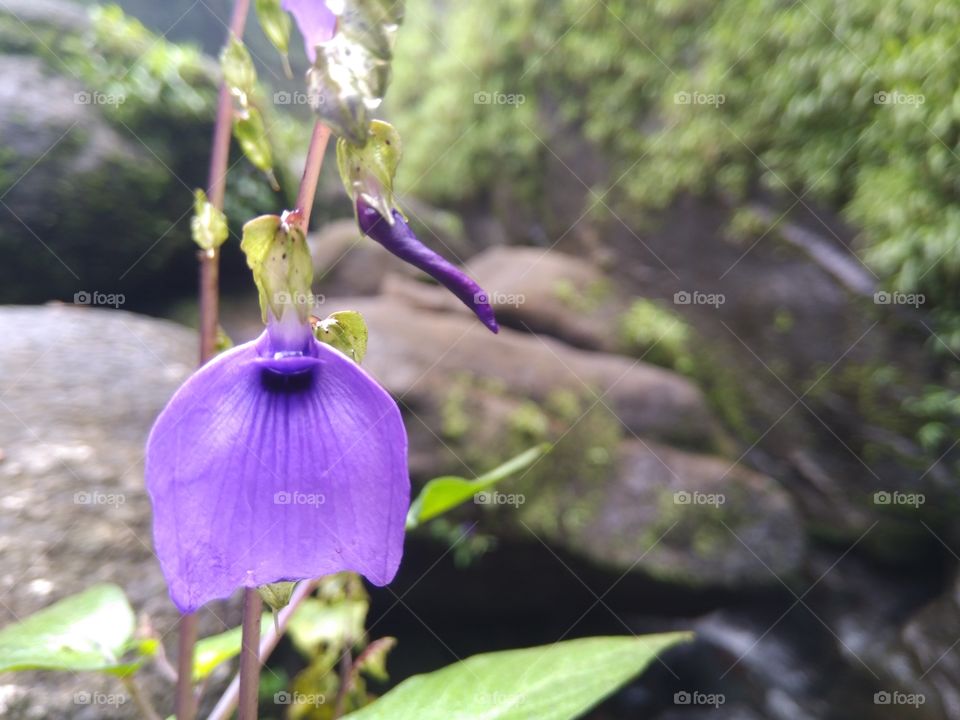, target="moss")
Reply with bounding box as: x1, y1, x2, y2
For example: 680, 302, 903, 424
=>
440, 373, 473, 440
